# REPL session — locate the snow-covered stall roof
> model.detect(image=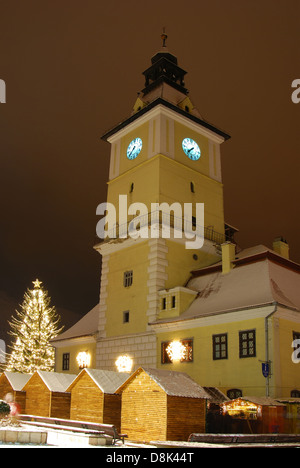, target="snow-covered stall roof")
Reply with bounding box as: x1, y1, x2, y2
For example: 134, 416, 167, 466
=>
36, 371, 76, 392
2, 371, 32, 391
116, 367, 211, 399
66, 368, 129, 394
